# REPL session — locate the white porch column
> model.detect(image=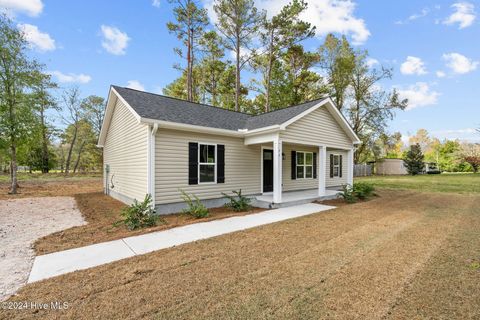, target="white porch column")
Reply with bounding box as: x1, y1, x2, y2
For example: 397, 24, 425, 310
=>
273, 138, 282, 203
318, 145, 326, 196
347, 148, 354, 185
